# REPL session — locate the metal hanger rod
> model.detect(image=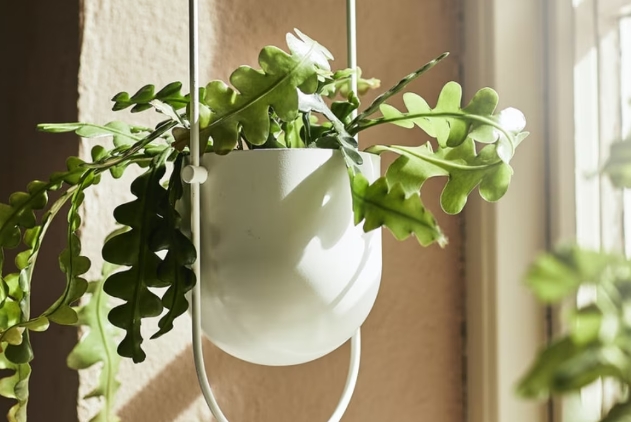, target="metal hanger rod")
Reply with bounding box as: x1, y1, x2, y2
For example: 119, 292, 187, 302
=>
188, 0, 361, 420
